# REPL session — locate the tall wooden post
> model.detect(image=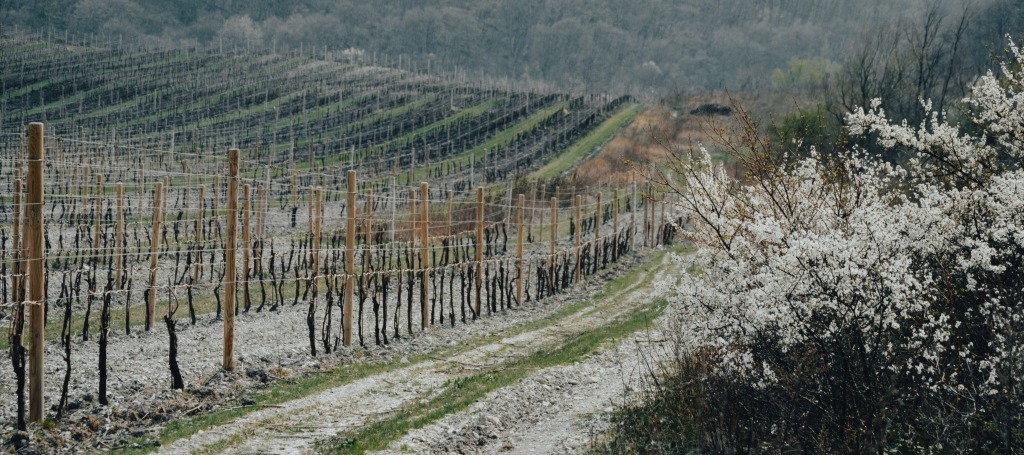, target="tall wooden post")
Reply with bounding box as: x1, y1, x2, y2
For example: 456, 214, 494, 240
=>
344, 171, 355, 346
516, 194, 524, 307
146, 181, 163, 331
27, 123, 45, 423
223, 148, 238, 371
420, 182, 429, 330
474, 187, 484, 317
